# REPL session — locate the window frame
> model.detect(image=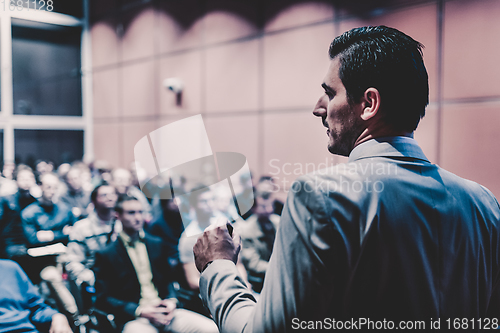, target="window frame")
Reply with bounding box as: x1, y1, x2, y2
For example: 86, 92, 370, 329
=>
0, 0, 92, 165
